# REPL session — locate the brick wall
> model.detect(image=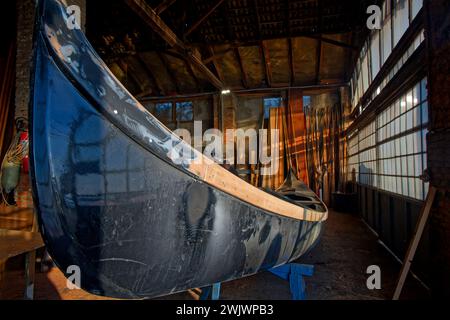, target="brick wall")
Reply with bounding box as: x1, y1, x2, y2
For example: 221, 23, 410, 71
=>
15, 0, 86, 121
425, 0, 450, 298
15, 0, 35, 121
